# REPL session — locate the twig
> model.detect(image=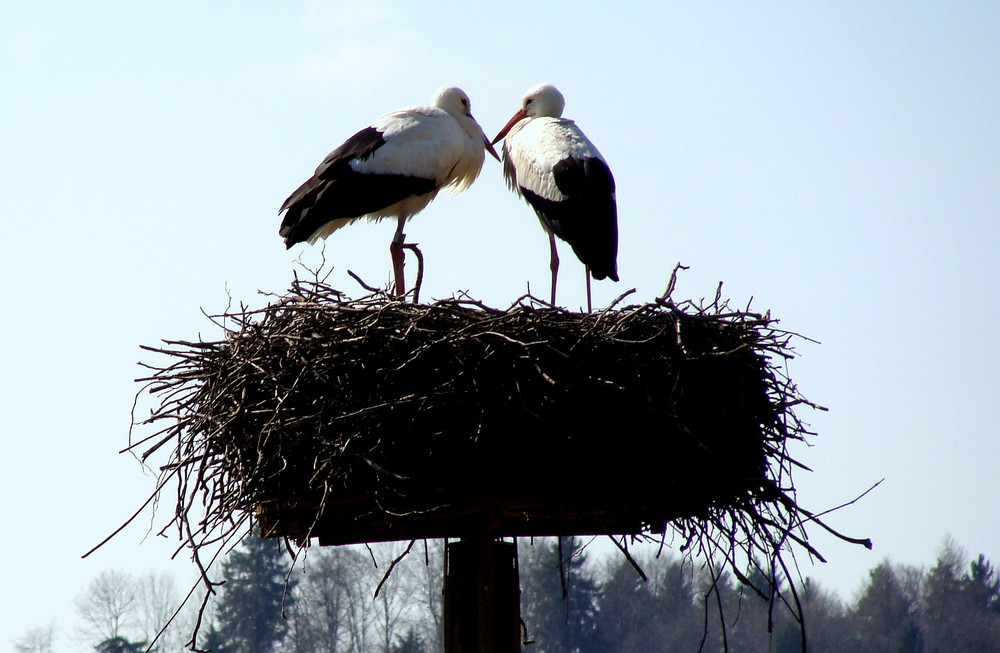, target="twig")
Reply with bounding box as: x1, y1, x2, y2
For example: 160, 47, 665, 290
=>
373, 540, 416, 599
347, 269, 381, 294
401, 242, 425, 304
